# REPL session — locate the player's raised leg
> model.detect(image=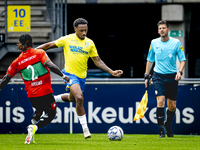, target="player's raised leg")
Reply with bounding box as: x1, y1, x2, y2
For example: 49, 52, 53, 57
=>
54, 93, 76, 103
